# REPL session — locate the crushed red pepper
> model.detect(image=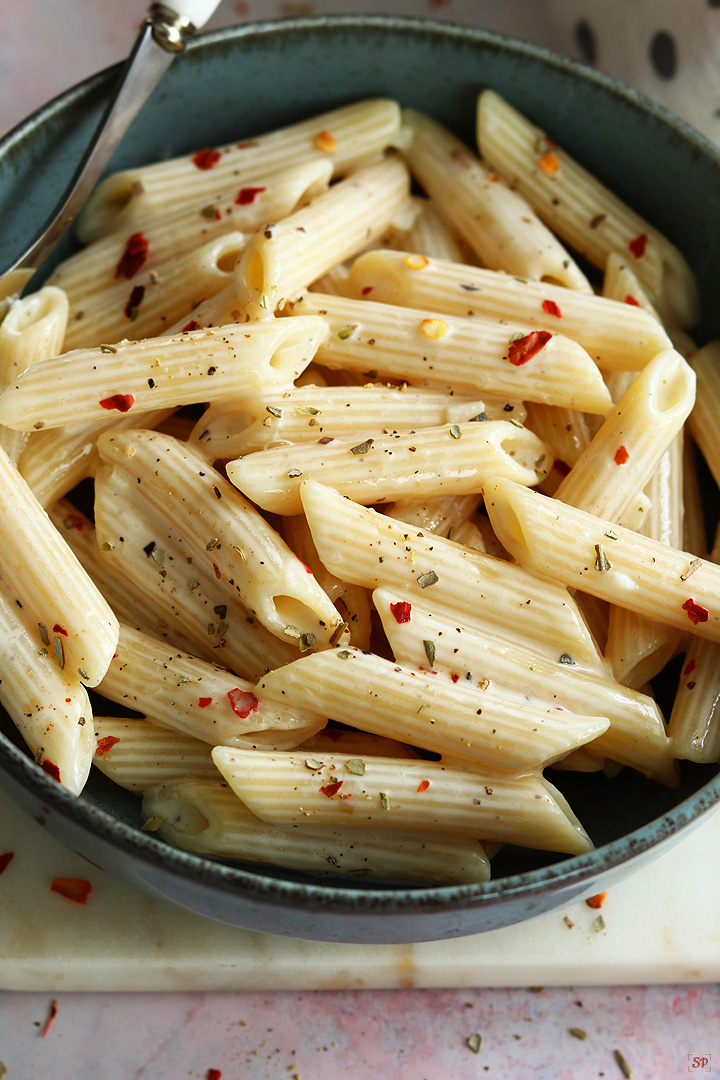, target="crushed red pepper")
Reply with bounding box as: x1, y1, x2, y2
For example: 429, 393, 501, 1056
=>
320, 780, 343, 797
235, 186, 266, 205
41, 999, 58, 1038
0, 852, 14, 875
206, 1071, 222, 1080
51, 878, 92, 904
41, 761, 61, 782
624, 295, 640, 306
683, 598, 709, 625
683, 658, 696, 676
100, 394, 135, 413
542, 299, 562, 318
96, 736, 120, 756
52, 624, 68, 636
417, 780, 430, 792
390, 601, 412, 624
182, 319, 200, 332
193, 148, 221, 170
614, 445, 629, 465
227, 688, 259, 718
628, 233, 648, 258
198, 697, 213, 708
124, 284, 145, 319
115, 232, 149, 279
508, 330, 552, 367
585, 891, 606, 908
